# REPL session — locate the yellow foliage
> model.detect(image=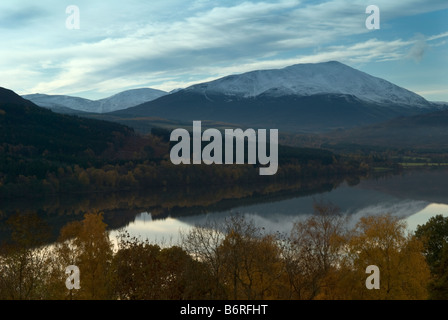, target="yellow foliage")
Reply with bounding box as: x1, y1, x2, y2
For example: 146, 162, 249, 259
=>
325, 215, 431, 300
